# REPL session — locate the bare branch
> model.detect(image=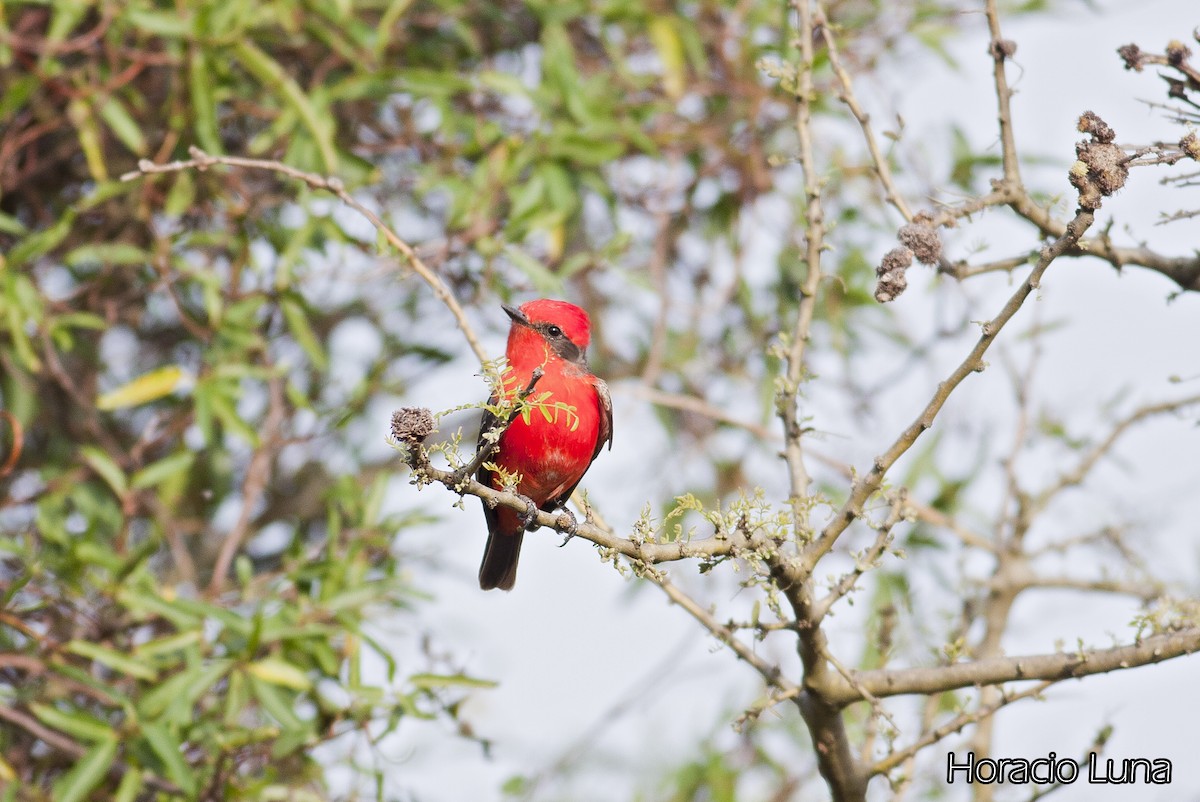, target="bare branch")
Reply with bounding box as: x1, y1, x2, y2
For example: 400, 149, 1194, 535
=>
868, 681, 1056, 777
817, 3, 914, 222
985, 0, 1021, 185
623, 384, 778, 442
812, 491, 907, 623
779, 3, 865, 799
999, 575, 1163, 602
1033, 393, 1200, 511
779, 0, 827, 509
826, 628, 1200, 706
654, 576, 798, 697
805, 209, 1097, 572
